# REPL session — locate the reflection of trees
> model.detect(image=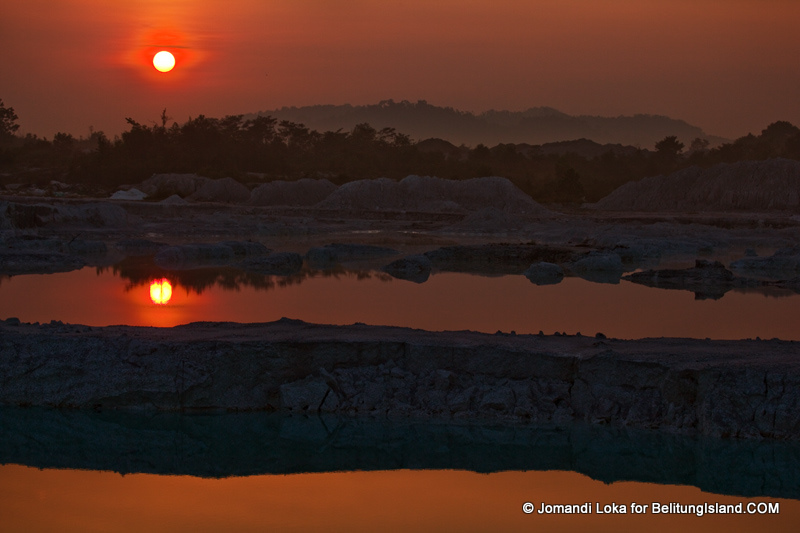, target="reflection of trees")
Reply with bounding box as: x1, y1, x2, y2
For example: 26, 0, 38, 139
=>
99, 257, 393, 296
